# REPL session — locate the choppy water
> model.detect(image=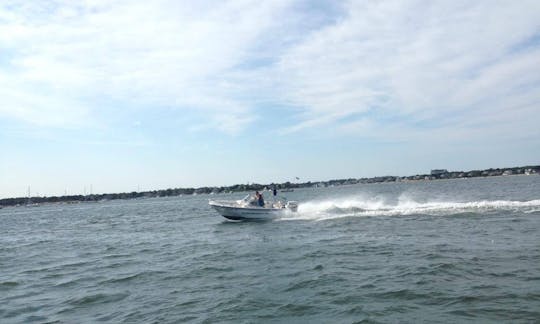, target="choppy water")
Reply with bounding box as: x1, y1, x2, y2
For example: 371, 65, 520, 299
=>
1, 175, 540, 323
